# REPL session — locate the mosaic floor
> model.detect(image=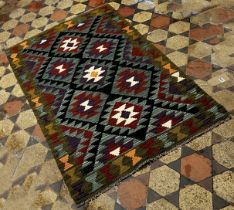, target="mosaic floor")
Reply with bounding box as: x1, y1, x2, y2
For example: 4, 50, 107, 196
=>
0, 0, 233, 210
